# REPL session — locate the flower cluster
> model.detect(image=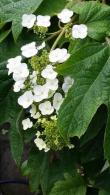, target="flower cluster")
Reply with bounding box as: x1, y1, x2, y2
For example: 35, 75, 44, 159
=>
21, 9, 88, 40
6, 8, 88, 152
